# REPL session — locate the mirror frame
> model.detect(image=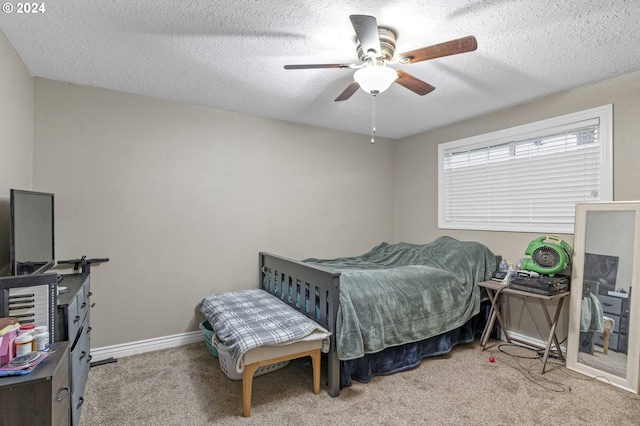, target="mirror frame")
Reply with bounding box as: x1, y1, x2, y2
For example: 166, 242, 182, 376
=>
567, 201, 640, 393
